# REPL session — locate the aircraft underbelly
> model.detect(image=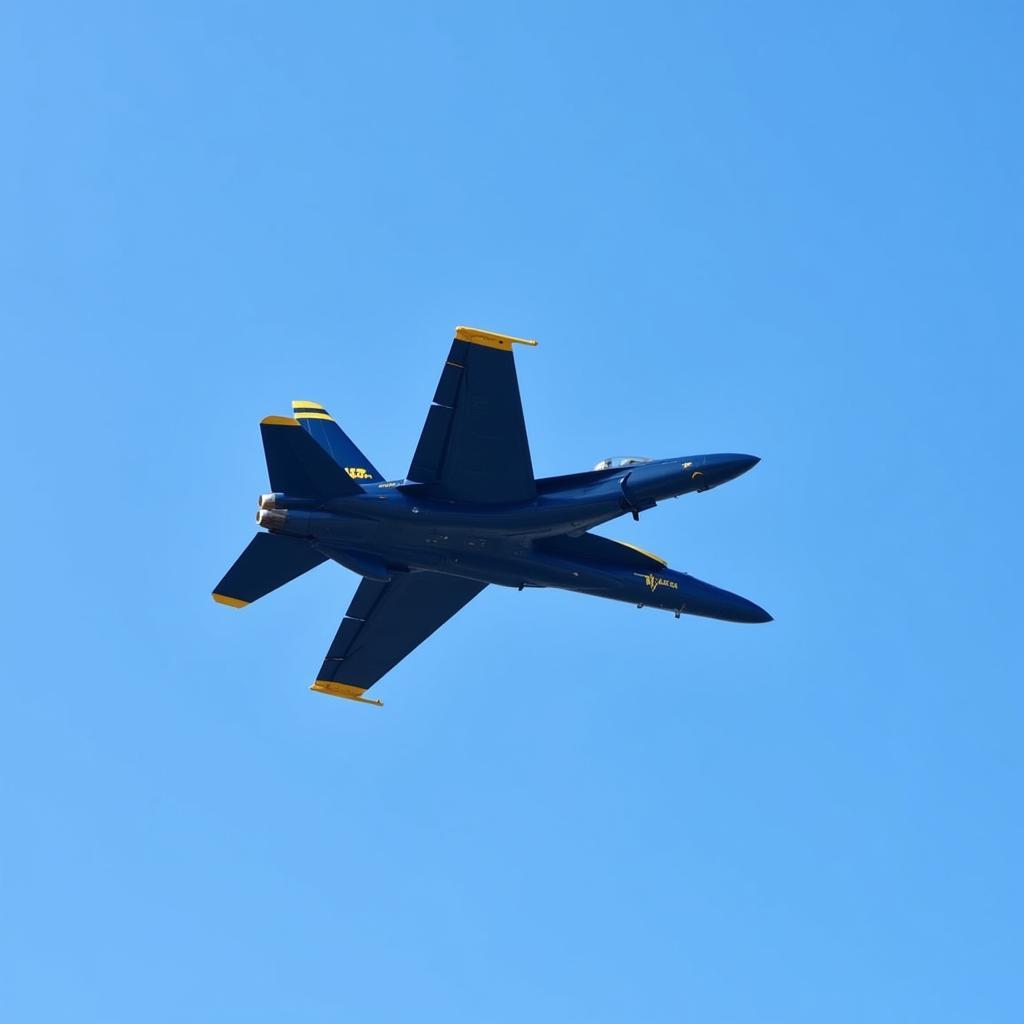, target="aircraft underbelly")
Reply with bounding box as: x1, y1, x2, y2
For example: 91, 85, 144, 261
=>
360, 489, 624, 534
